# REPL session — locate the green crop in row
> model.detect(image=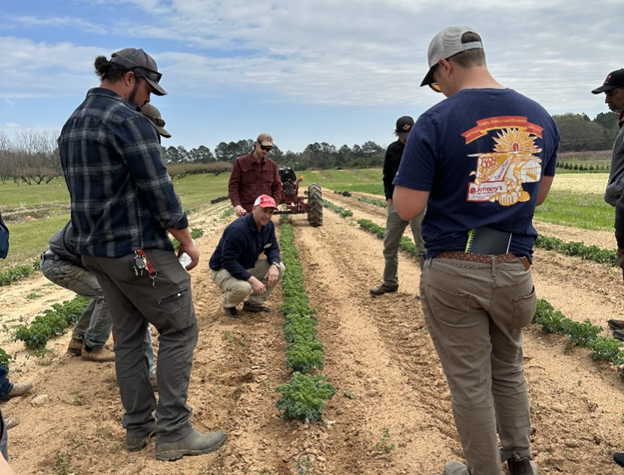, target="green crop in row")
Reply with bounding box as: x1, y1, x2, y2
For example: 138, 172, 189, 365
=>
535, 235, 617, 266
323, 200, 353, 218
357, 196, 388, 208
